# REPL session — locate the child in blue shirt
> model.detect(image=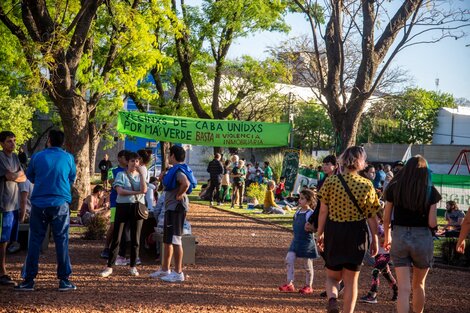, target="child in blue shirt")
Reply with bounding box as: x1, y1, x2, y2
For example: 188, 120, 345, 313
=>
279, 189, 319, 294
